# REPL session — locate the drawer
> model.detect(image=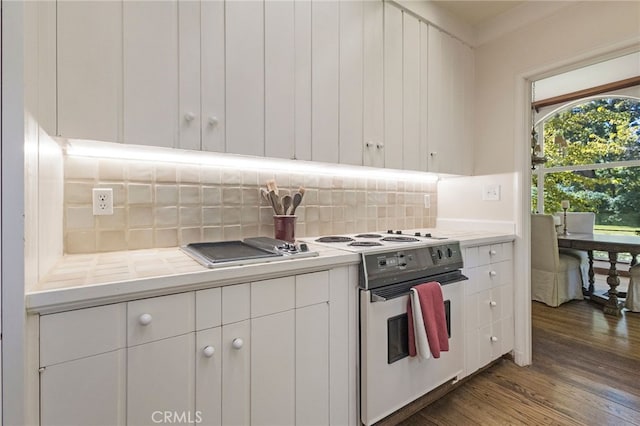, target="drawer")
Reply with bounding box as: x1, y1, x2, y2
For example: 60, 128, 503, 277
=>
196, 287, 222, 330
296, 271, 330, 308
40, 303, 126, 366
222, 283, 250, 324
251, 276, 295, 317
127, 292, 195, 346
